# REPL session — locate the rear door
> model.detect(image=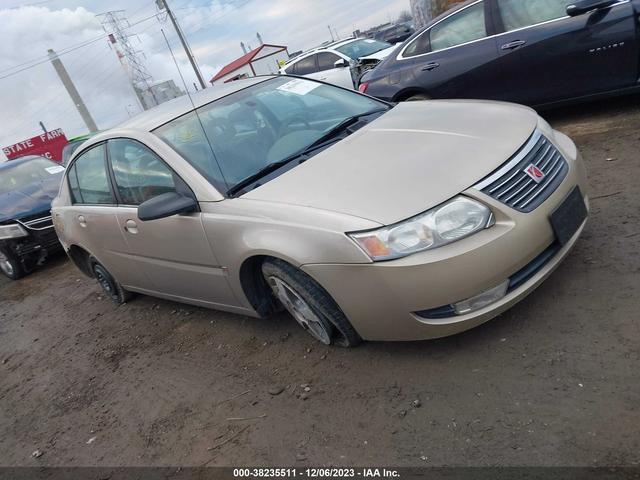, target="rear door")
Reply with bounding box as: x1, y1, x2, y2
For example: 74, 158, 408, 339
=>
313, 52, 354, 89
490, 0, 637, 104
106, 138, 238, 307
401, 1, 506, 100
65, 144, 148, 288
